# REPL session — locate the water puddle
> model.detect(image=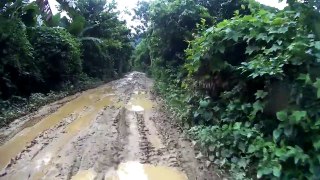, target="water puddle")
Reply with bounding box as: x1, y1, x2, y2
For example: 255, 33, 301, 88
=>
126, 93, 153, 112
104, 162, 188, 180
24, 96, 114, 179
0, 87, 114, 171
71, 169, 96, 180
